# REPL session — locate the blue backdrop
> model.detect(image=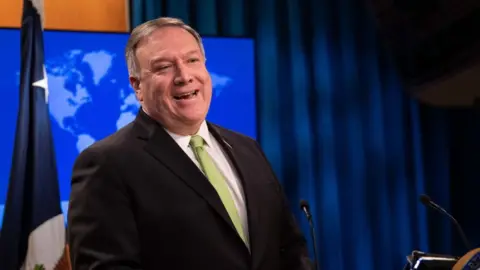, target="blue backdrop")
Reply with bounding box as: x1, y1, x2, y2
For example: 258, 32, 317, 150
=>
130, 0, 455, 269
0, 28, 256, 225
